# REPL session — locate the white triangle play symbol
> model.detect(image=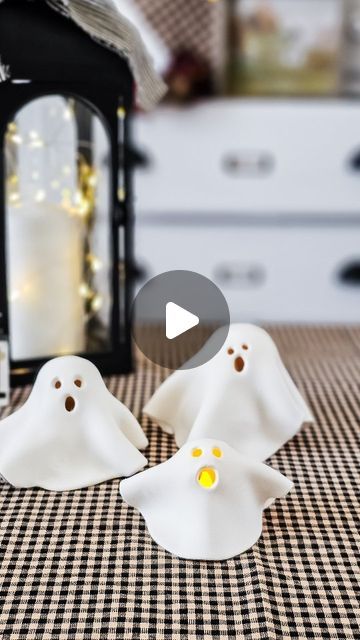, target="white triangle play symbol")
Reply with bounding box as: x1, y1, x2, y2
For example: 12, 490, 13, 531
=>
166, 302, 199, 340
